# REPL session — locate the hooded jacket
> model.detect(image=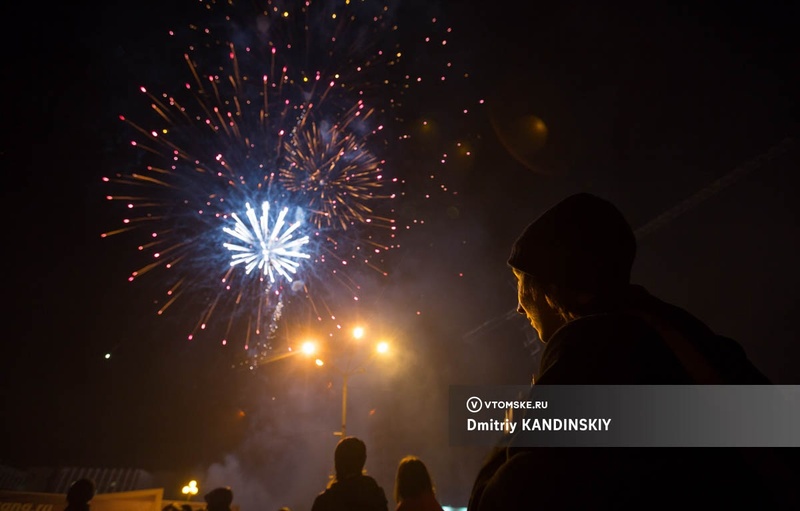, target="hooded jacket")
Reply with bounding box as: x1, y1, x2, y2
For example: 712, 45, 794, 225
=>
469, 285, 798, 510
536, 285, 770, 385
